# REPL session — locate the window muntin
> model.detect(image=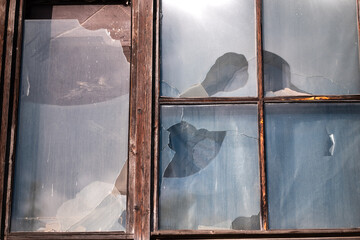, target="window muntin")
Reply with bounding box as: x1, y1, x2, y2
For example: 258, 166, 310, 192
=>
11, 4, 131, 232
